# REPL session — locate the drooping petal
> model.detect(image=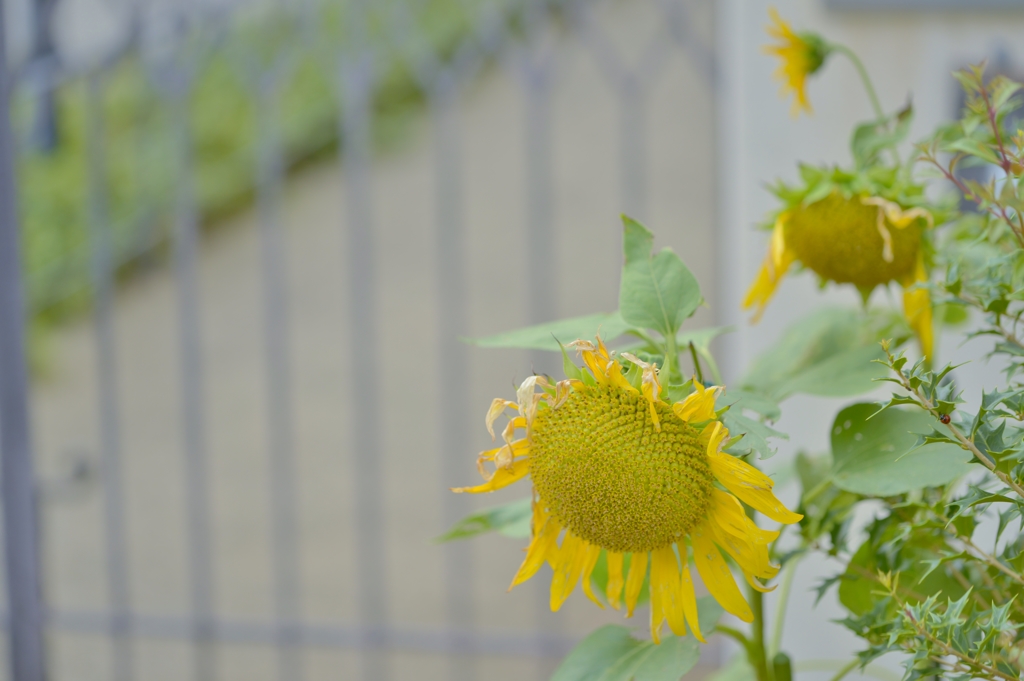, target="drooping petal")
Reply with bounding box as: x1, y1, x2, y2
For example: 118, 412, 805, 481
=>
624, 552, 648, 618
649, 546, 686, 643
743, 217, 795, 321
451, 458, 530, 494
673, 380, 720, 423
622, 353, 664, 431
477, 438, 530, 477
743, 571, 776, 593
679, 560, 705, 643
579, 543, 605, 609
509, 502, 561, 590
707, 450, 803, 525
502, 417, 527, 446
692, 526, 753, 622
709, 489, 781, 580
901, 254, 933, 361
550, 532, 588, 611
606, 552, 625, 610
569, 340, 610, 384
485, 398, 518, 439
